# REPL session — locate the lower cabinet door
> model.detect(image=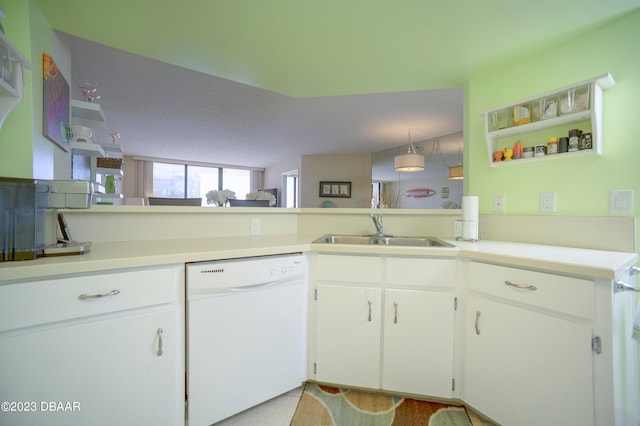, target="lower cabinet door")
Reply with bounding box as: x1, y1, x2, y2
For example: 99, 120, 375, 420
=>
316, 285, 382, 389
382, 289, 455, 397
0, 308, 179, 426
464, 296, 594, 426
